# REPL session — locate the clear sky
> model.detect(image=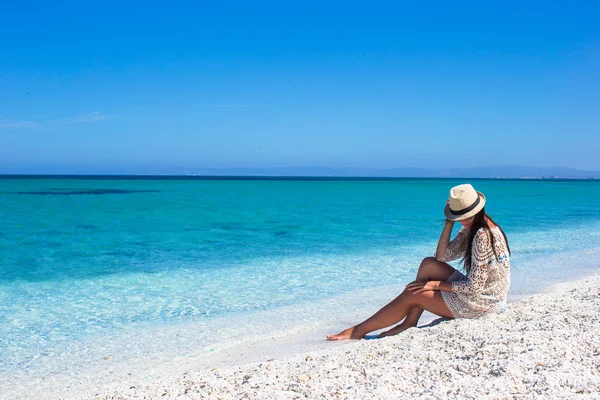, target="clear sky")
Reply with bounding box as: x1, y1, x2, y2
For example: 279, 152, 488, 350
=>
1, 1, 599, 174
